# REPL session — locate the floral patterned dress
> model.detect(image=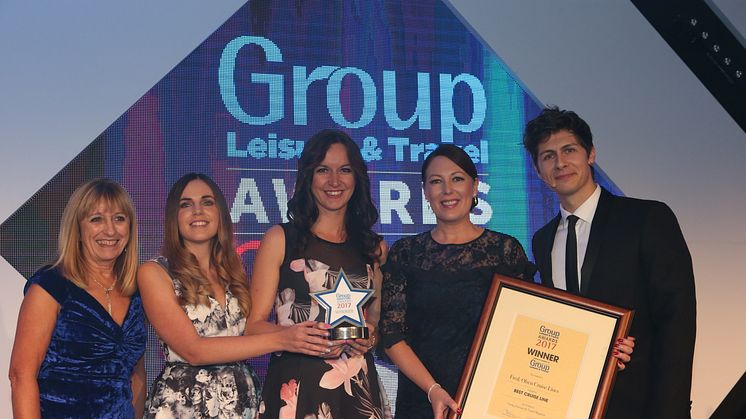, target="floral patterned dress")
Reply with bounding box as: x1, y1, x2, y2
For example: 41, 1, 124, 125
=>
145, 257, 262, 418
380, 230, 536, 417
259, 223, 389, 419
